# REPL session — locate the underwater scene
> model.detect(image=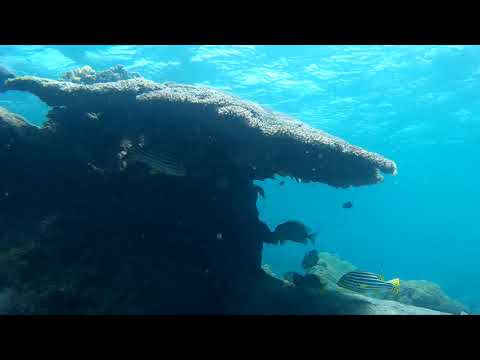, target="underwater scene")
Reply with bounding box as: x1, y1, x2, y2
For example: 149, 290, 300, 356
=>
0, 45, 477, 315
